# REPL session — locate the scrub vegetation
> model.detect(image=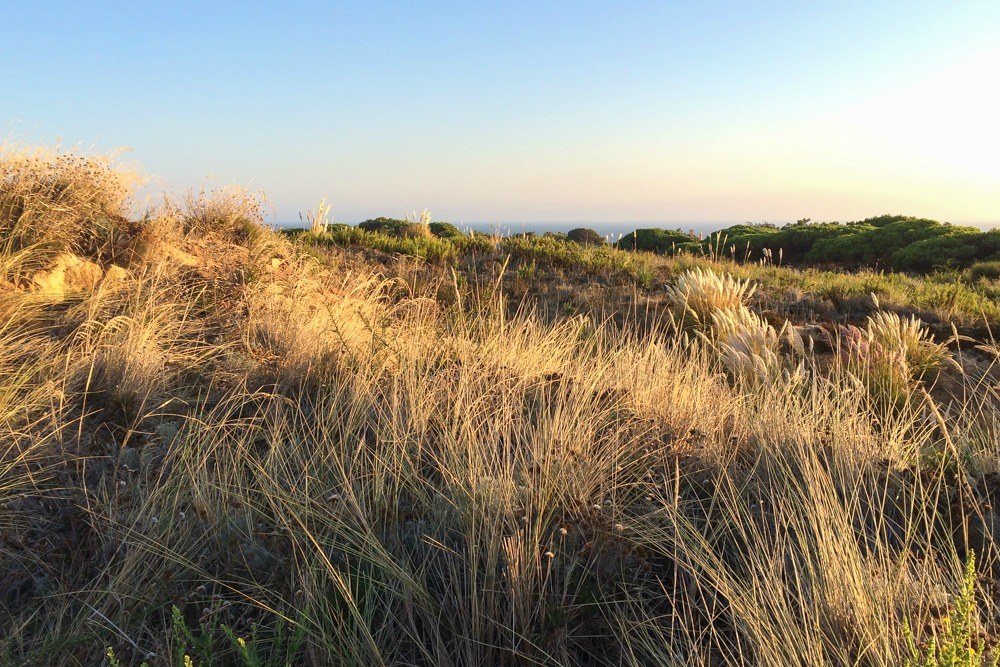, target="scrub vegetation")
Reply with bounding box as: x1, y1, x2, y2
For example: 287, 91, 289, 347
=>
3, 145, 1000, 666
